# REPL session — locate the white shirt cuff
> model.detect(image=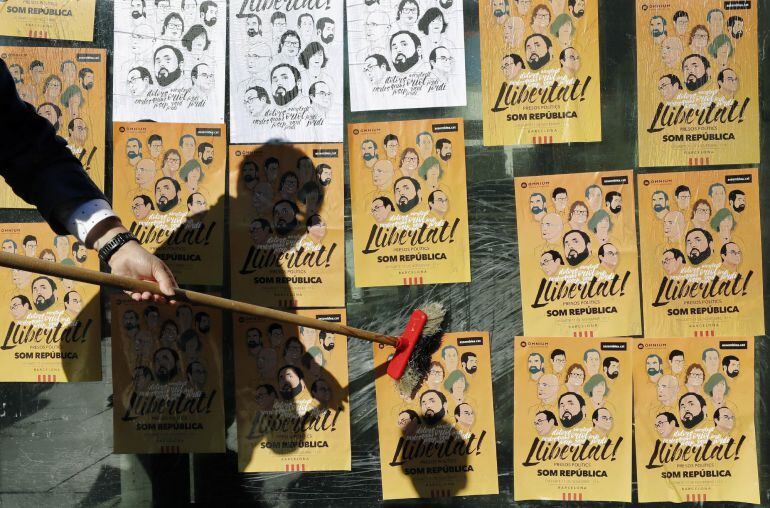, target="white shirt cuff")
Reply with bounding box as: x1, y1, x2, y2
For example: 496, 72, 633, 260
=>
60, 199, 118, 243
